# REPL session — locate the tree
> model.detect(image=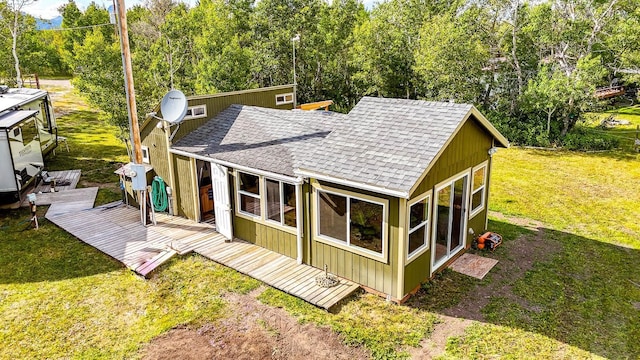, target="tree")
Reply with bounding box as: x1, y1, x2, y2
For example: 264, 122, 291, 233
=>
0, 0, 38, 86
130, 0, 196, 99
72, 28, 129, 131
351, 0, 434, 99
414, 8, 491, 104
523, 56, 606, 138
193, 0, 255, 93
